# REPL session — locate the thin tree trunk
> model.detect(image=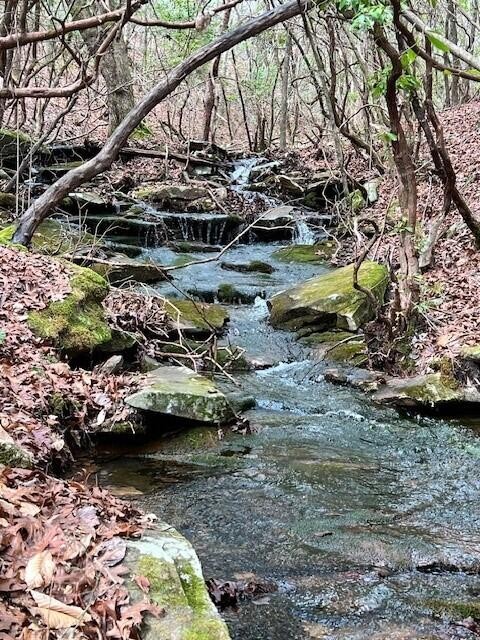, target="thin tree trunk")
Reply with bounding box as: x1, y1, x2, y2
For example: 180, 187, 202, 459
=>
279, 33, 292, 150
